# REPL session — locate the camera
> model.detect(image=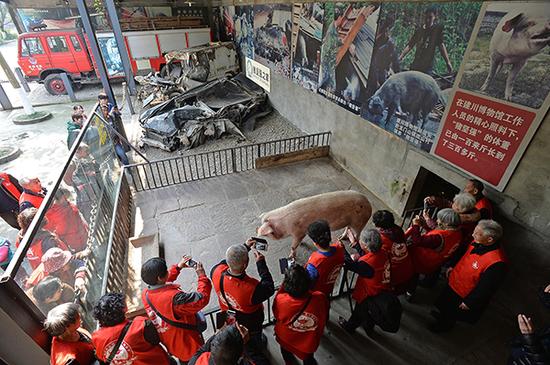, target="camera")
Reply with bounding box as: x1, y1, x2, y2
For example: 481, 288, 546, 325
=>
187, 259, 197, 268
279, 258, 294, 274
252, 237, 268, 251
